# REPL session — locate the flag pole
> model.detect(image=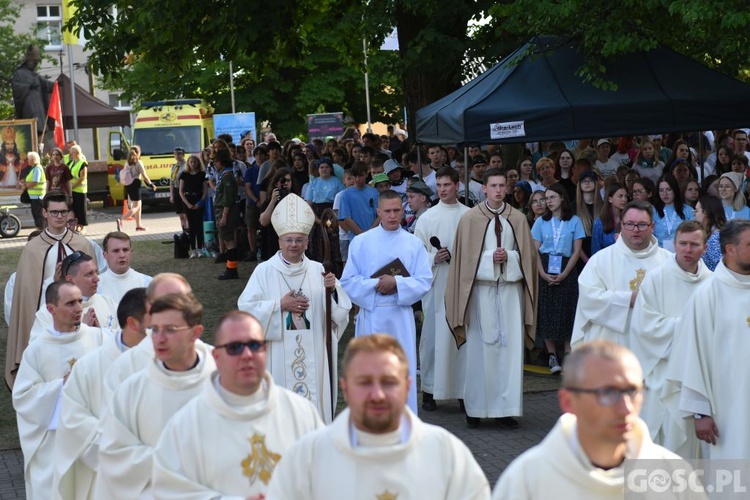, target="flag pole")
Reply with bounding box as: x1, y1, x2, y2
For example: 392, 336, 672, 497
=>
66, 44, 79, 142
